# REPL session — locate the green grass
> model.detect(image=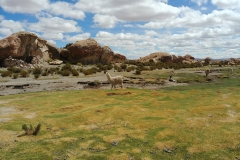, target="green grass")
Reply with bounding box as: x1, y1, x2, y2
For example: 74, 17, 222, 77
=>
1, 72, 240, 159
